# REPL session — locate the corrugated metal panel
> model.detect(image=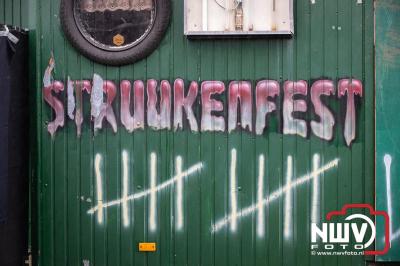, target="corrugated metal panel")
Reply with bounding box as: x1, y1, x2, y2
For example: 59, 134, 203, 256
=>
31, 0, 374, 265
0, 0, 28, 28
376, 0, 400, 262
